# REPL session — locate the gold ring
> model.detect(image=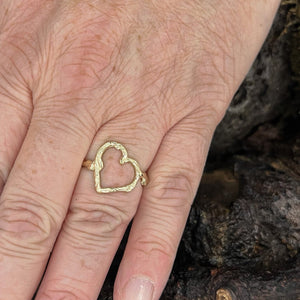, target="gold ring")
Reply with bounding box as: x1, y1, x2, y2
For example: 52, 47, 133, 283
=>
82, 141, 148, 193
